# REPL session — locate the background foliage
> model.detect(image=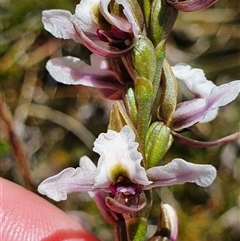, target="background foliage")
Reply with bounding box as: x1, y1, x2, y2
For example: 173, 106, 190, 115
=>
1, 0, 239, 240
